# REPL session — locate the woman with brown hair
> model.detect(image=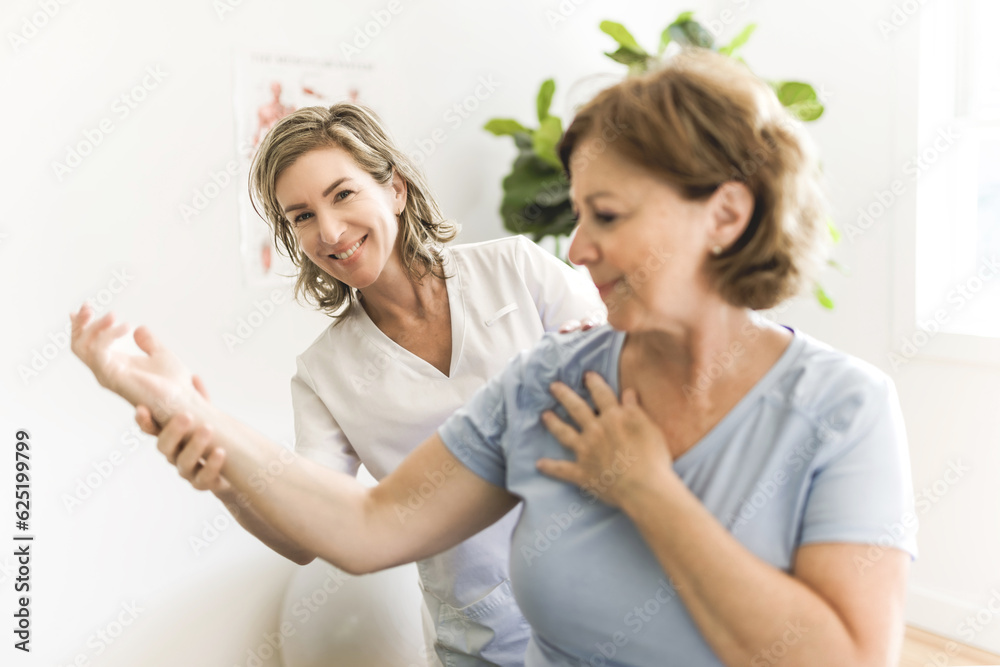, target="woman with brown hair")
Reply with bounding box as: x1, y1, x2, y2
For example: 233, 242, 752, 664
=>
72, 48, 915, 666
